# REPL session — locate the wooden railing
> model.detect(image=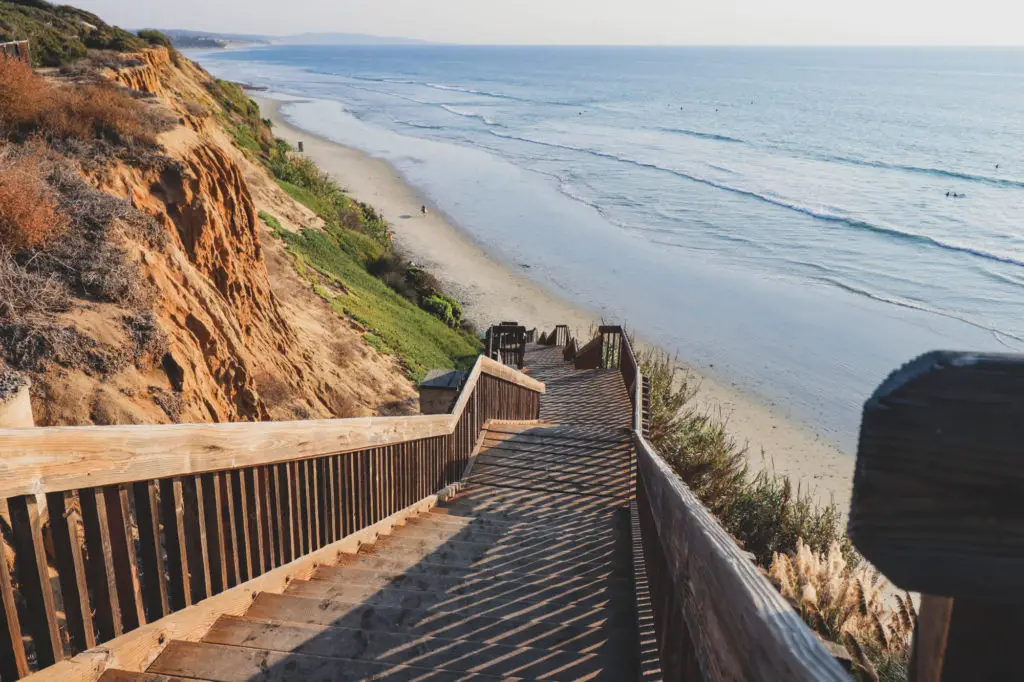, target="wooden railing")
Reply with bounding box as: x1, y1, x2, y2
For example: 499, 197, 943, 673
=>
540, 324, 847, 680
849, 352, 1022, 680
484, 323, 527, 368
0, 354, 543, 680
